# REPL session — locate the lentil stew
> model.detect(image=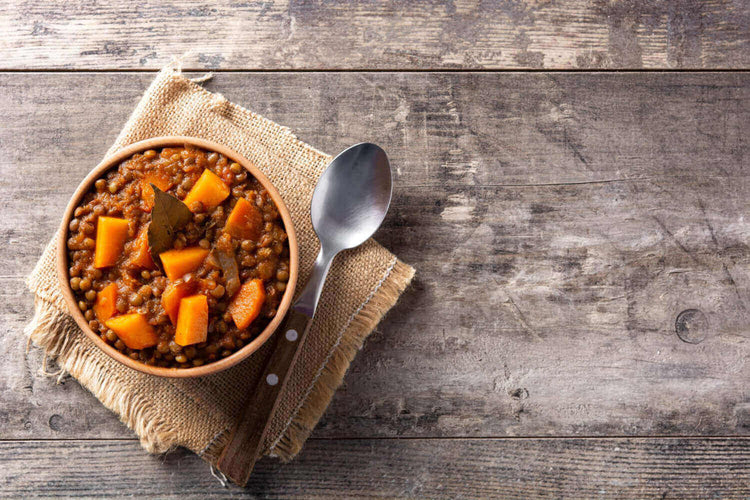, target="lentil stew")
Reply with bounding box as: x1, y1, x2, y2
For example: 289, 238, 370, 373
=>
64, 142, 293, 371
